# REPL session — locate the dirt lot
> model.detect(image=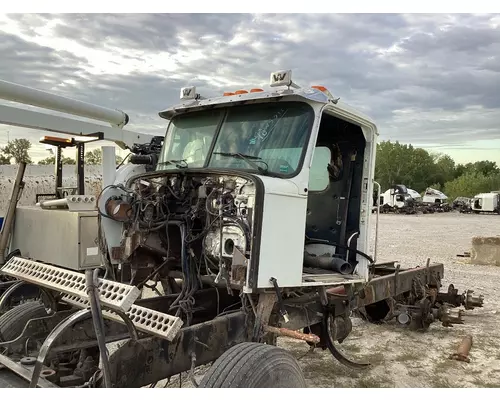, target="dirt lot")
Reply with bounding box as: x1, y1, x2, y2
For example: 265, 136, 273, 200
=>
164, 212, 500, 388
